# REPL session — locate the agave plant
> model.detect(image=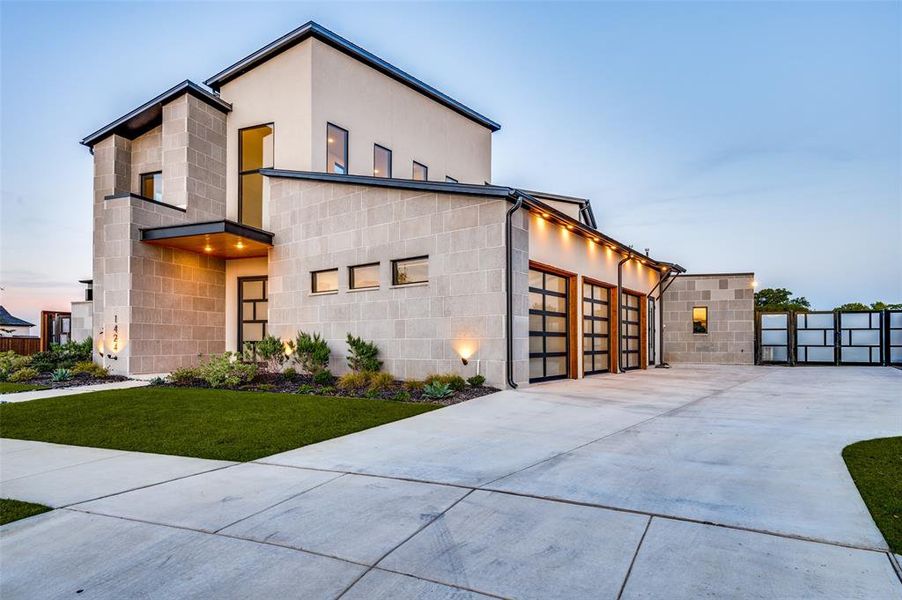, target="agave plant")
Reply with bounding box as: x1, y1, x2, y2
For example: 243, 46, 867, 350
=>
422, 381, 453, 400
50, 368, 72, 382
